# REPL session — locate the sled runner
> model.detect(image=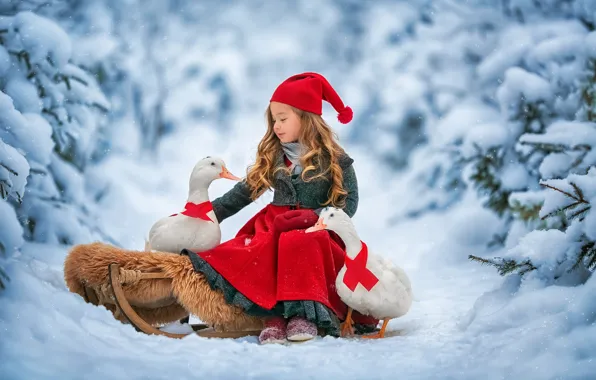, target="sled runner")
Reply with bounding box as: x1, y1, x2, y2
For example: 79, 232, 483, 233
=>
76, 262, 263, 339
105, 263, 262, 339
